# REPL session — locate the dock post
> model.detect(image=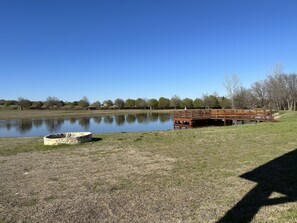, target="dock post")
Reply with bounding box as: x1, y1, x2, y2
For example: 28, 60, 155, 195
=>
224, 110, 226, 126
